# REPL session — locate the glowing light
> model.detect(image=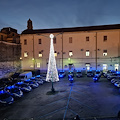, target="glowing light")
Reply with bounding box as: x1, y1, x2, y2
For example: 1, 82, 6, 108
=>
46, 34, 59, 82
32, 58, 34, 60
54, 51, 57, 57
86, 50, 90, 56
24, 52, 28, 57
69, 51, 73, 57
68, 58, 71, 60
38, 53, 42, 57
